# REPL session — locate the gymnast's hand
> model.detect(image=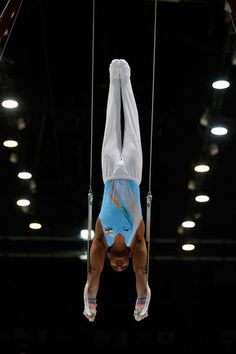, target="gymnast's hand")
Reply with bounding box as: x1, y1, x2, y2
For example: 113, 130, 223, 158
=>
133, 283, 151, 321
83, 303, 97, 322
